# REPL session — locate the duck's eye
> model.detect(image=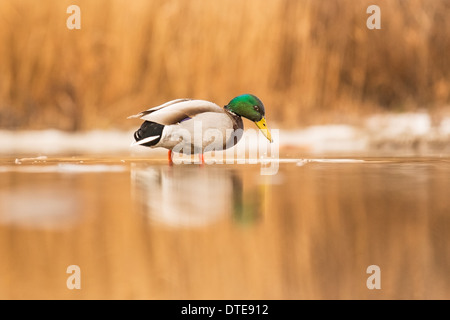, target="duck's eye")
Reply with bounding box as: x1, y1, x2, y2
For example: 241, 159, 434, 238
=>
253, 105, 260, 112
